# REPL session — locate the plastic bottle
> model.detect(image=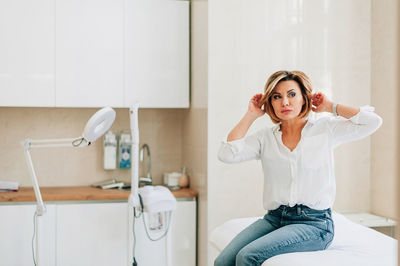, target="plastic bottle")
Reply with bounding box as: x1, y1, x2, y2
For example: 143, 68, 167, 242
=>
118, 130, 132, 169
103, 130, 117, 170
